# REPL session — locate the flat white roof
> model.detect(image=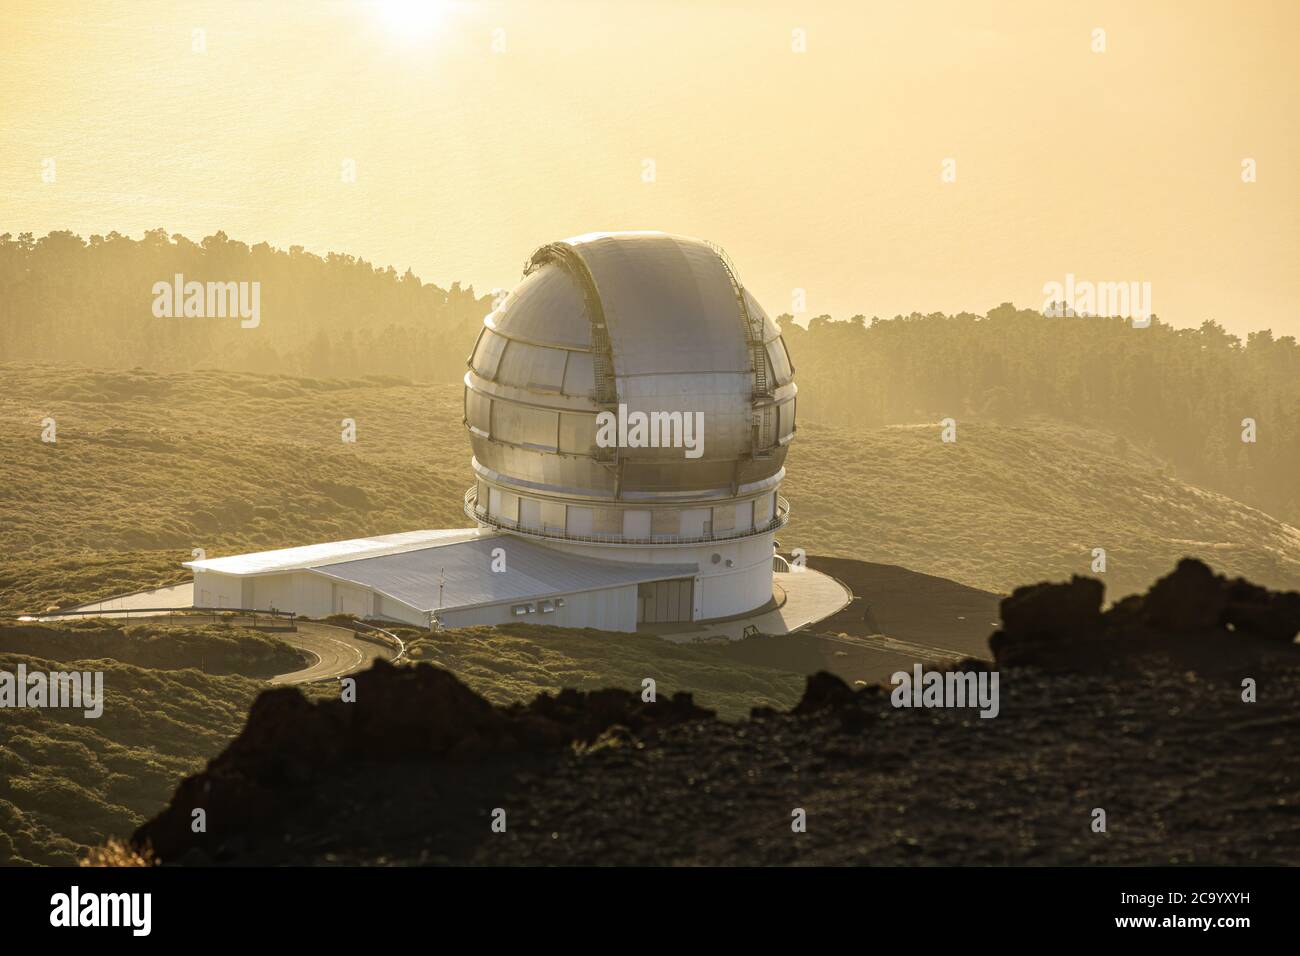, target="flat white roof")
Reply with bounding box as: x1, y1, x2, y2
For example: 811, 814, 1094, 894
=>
184, 528, 488, 575
186, 528, 699, 614
315, 535, 698, 614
